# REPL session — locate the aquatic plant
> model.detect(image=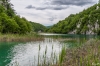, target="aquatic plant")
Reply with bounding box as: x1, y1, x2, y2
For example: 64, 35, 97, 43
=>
61, 39, 100, 66
32, 43, 67, 66
59, 45, 66, 65
0, 33, 44, 42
